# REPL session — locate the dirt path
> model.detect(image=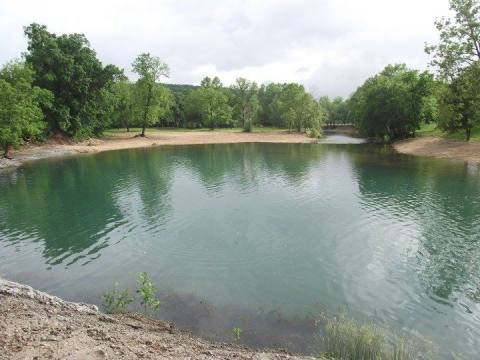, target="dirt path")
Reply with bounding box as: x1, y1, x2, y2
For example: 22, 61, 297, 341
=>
0, 278, 315, 360
393, 136, 480, 164
0, 131, 314, 170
